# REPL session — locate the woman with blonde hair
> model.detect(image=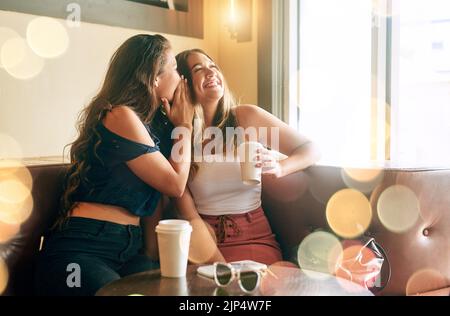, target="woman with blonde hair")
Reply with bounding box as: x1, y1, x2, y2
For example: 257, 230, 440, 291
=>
175, 49, 320, 265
